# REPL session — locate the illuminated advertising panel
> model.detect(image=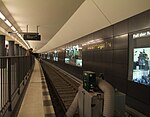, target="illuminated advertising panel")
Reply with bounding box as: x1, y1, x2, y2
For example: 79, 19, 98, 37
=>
128, 28, 150, 86
65, 45, 82, 67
